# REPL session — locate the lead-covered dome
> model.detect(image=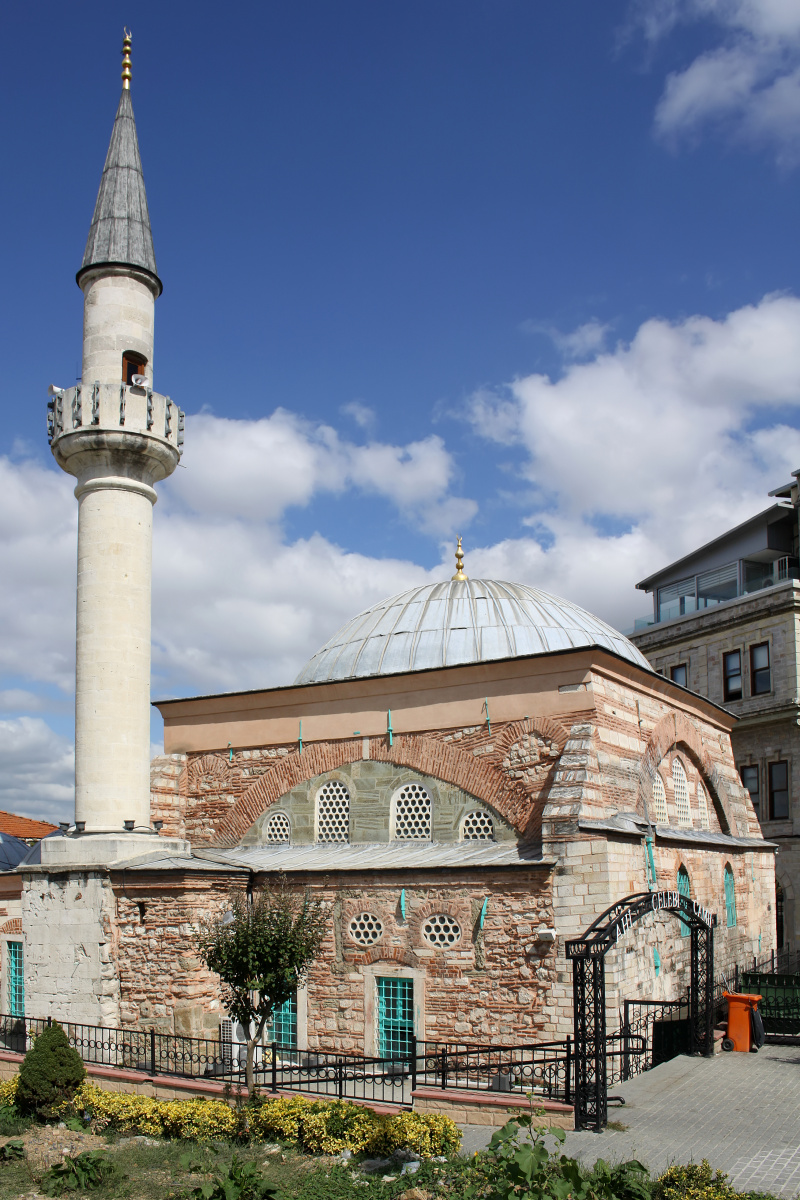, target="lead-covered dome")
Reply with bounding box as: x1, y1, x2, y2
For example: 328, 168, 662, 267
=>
294, 578, 652, 684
